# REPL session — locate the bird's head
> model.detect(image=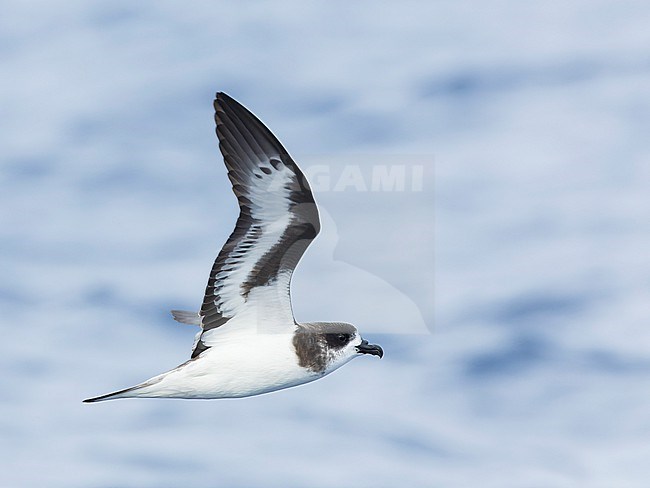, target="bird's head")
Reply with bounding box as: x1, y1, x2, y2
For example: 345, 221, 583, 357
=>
293, 322, 383, 374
